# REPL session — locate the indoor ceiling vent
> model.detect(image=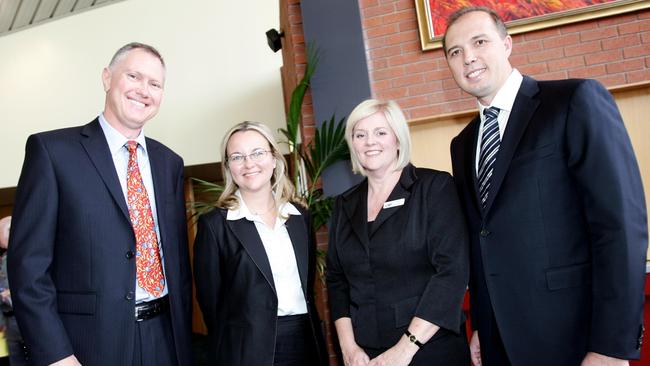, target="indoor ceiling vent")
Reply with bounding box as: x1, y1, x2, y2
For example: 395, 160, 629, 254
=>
0, 0, 125, 37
